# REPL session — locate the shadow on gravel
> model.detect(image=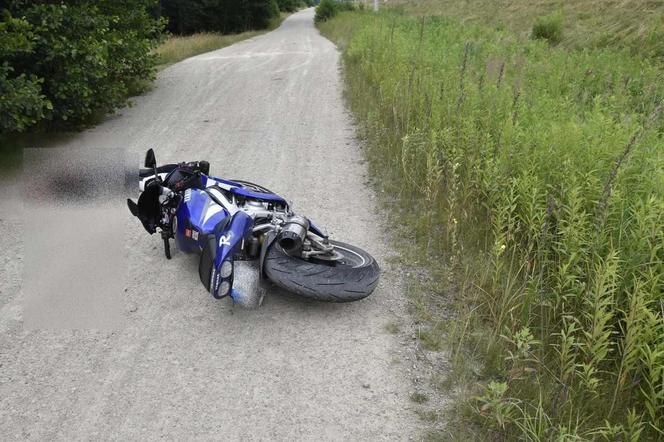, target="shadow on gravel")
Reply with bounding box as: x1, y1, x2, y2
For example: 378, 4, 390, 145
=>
22, 147, 127, 329
177, 249, 354, 312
